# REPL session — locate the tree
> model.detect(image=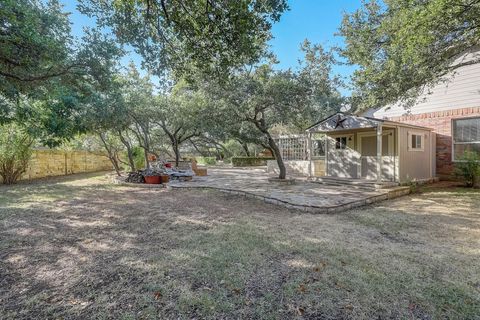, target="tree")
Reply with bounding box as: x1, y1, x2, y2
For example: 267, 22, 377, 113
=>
121, 67, 159, 169
339, 0, 480, 111
0, 0, 72, 93
1, 0, 123, 146
206, 42, 342, 179
210, 65, 308, 179
98, 132, 123, 176
80, 69, 142, 173
78, 0, 288, 78
155, 80, 212, 166
1, 0, 121, 95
